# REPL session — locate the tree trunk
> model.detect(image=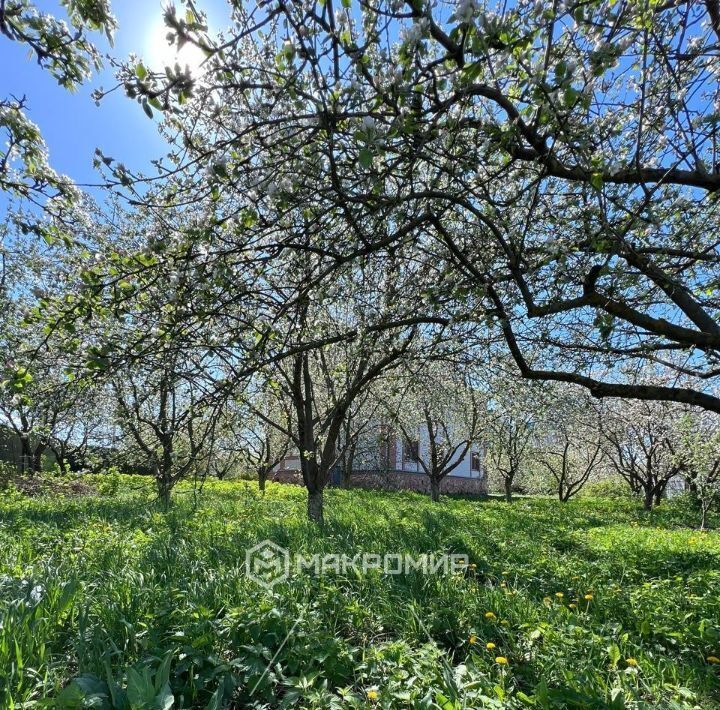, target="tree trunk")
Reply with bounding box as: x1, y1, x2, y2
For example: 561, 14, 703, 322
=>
258, 467, 267, 493
700, 504, 708, 531
430, 477, 440, 503
643, 486, 654, 511
504, 477, 513, 502
156, 473, 172, 510
155, 460, 172, 511
19, 435, 31, 475
307, 489, 324, 524
653, 484, 666, 508
32, 444, 46, 474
